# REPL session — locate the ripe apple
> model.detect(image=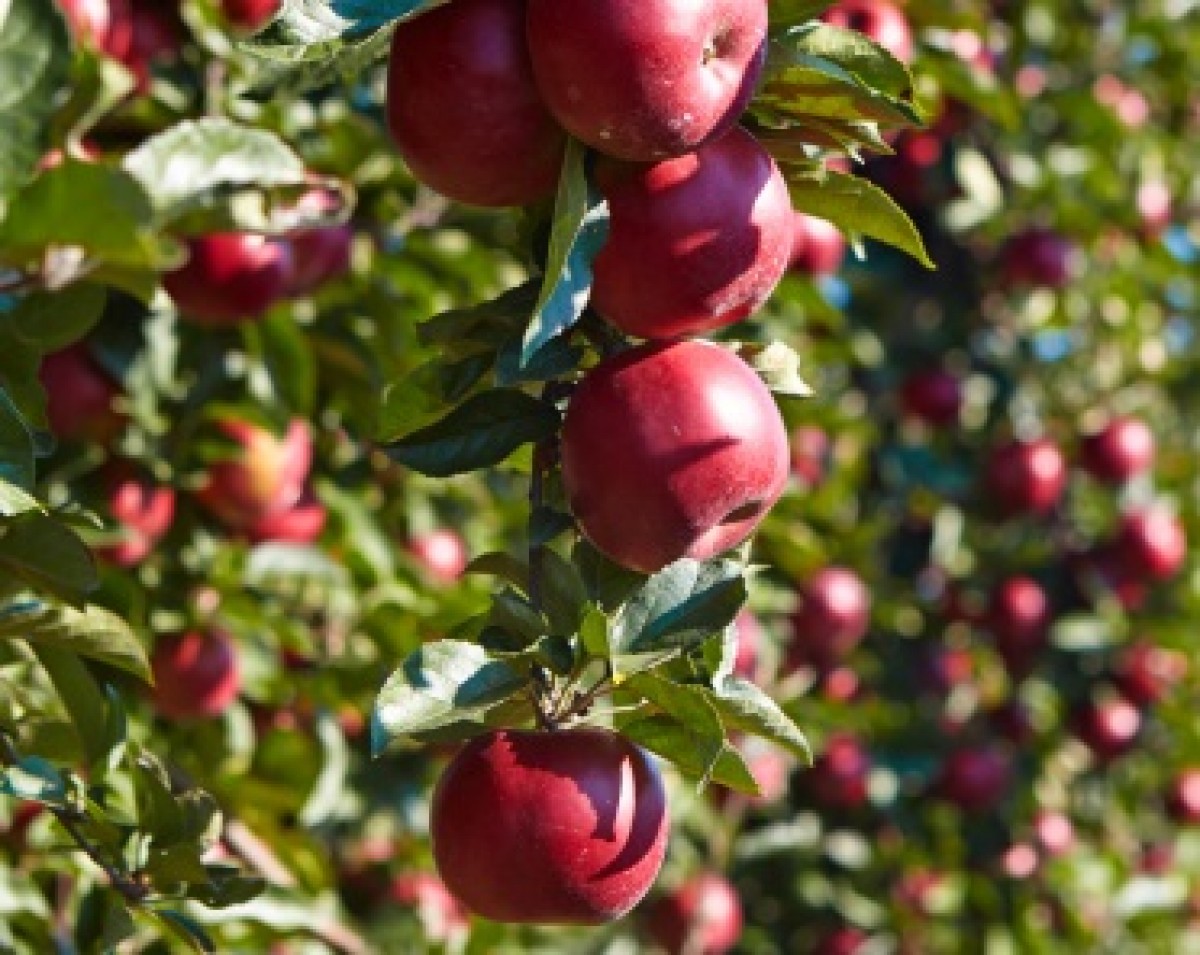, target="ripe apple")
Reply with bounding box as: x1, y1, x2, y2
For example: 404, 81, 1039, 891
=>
390, 872, 470, 942
987, 576, 1050, 673
150, 630, 240, 721
220, 0, 280, 32
38, 343, 124, 444
815, 928, 869, 955
900, 369, 963, 427
790, 424, 832, 487
823, 0, 914, 63
733, 609, 762, 680
1169, 769, 1200, 824
246, 490, 326, 545
1033, 810, 1074, 857
526, 0, 767, 161
560, 340, 789, 573
935, 746, 1011, 813
646, 872, 744, 955
1000, 228, 1077, 289
98, 465, 176, 567
1115, 508, 1186, 580
431, 728, 668, 924
286, 224, 353, 295
788, 567, 870, 668
808, 733, 871, 808
164, 233, 294, 326
1079, 417, 1154, 484
1114, 640, 1186, 708
591, 126, 793, 339
195, 418, 313, 530
57, 0, 132, 56
386, 0, 566, 207
1073, 695, 1141, 760
983, 437, 1067, 516
118, 0, 183, 91
407, 528, 469, 584
789, 212, 847, 277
